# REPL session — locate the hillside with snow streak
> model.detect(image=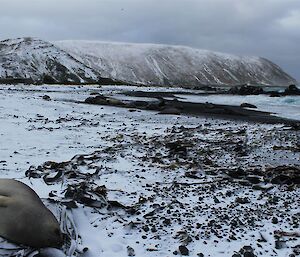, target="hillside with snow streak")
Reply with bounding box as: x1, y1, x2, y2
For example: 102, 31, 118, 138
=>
0, 37, 100, 84
0, 37, 296, 86
55, 40, 296, 87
